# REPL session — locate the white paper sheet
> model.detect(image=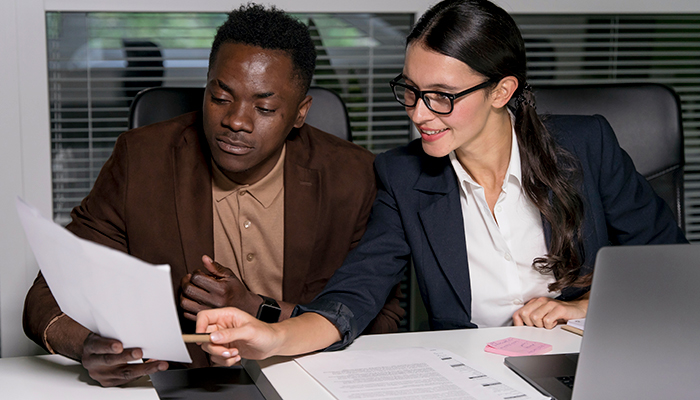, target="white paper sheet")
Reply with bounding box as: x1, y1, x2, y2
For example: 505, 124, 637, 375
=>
295, 347, 503, 400
430, 348, 543, 400
17, 197, 191, 363
566, 318, 585, 331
